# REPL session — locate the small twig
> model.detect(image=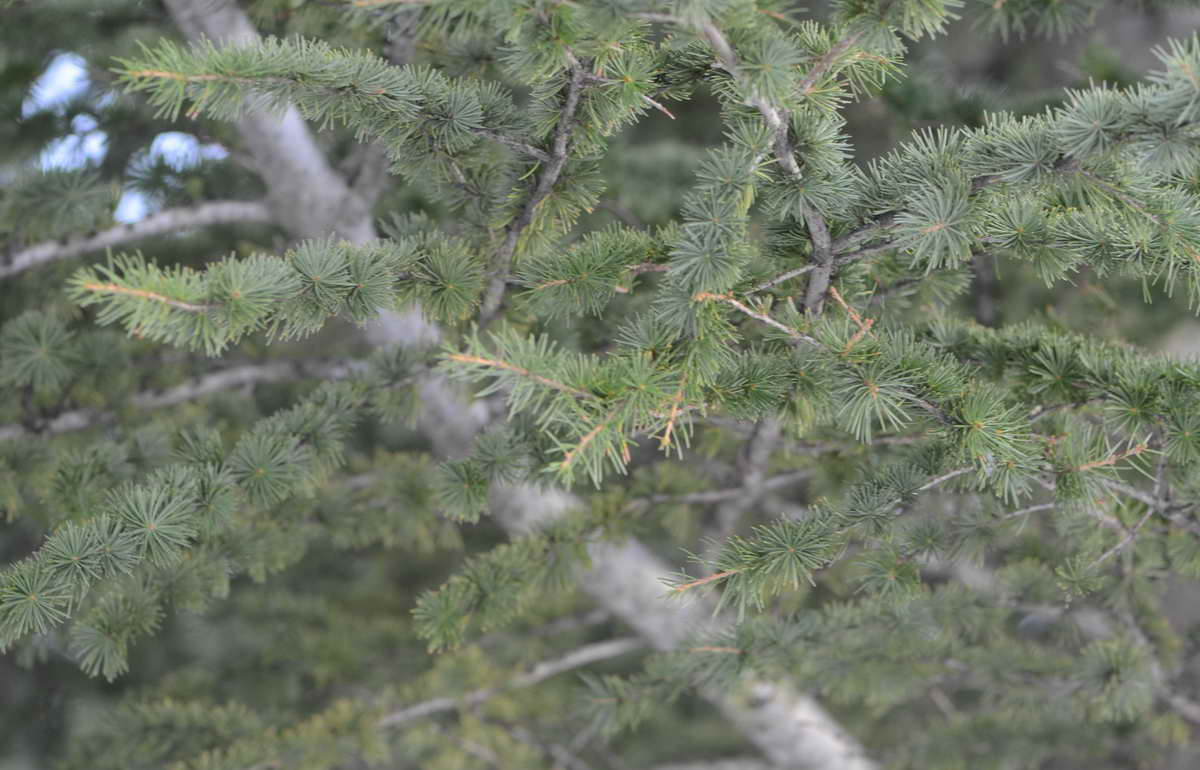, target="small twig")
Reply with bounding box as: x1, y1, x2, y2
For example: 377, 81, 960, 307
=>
671, 569, 740, 594
641, 93, 676, 119
80, 282, 213, 313
827, 285, 876, 354
472, 128, 553, 163
1001, 502, 1056, 519
446, 353, 596, 399
749, 264, 815, 294
689, 645, 744, 654
917, 467, 971, 493
628, 262, 670, 275
1071, 442, 1147, 473
659, 375, 689, 450
694, 291, 820, 347
377, 637, 643, 727
1089, 507, 1155, 569
1077, 169, 1163, 226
